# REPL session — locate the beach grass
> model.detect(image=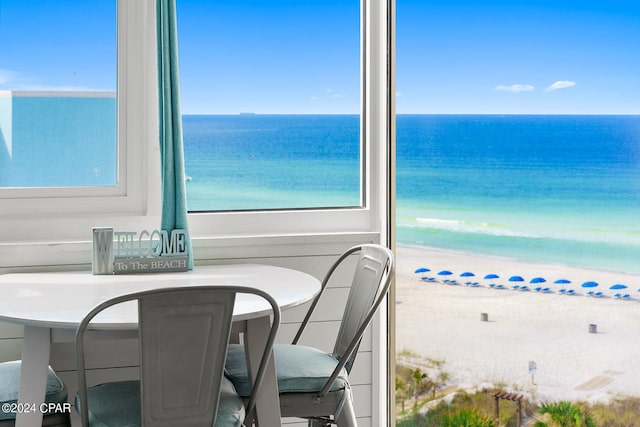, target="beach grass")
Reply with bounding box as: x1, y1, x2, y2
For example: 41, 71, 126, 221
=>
395, 380, 640, 427
396, 386, 535, 427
